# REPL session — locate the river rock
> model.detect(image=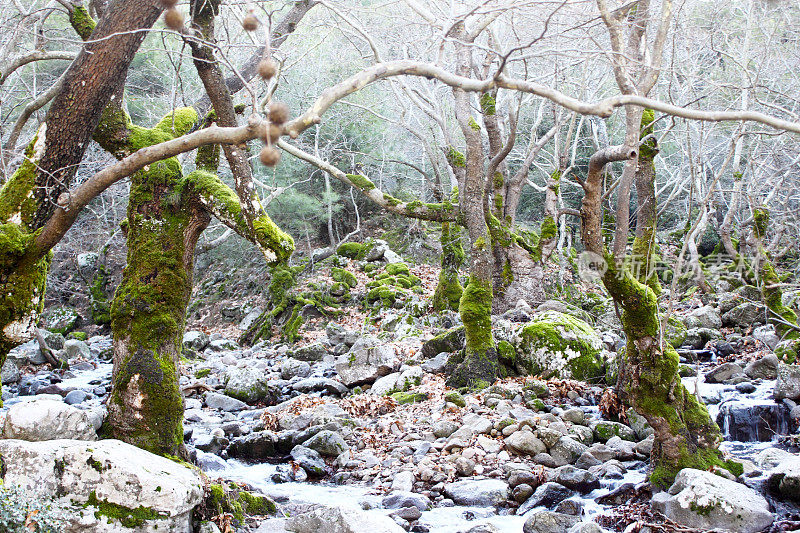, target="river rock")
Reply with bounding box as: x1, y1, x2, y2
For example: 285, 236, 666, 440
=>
745, 353, 779, 380
1, 358, 20, 384
651, 468, 773, 533
705, 362, 744, 384
3, 399, 96, 441
523, 510, 579, 533
63, 339, 91, 360
505, 431, 546, 456
511, 311, 604, 381
303, 430, 348, 457
443, 479, 509, 506
335, 336, 399, 386
281, 359, 312, 379
686, 305, 722, 330
290, 445, 326, 476
591, 421, 635, 442
753, 325, 780, 350
40, 306, 80, 334
421, 326, 465, 358
0, 438, 202, 533
722, 302, 764, 328
224, 367, 275, 403
227, 431, 278, 460
291, 343, 328, 362
205, 391, 248, 412
775, 363, 800, 401
183, 330, 209, 351
550, 436, 588, 466
518, 482, 575, 514
768, 457, 800, 502
285, 505, 404, 533
549, 465, 600, 492
382, 491, 431, 511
